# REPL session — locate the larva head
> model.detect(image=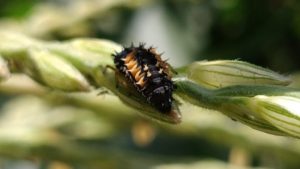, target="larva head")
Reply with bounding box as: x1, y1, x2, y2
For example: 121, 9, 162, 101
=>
148, 86, 173, 113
